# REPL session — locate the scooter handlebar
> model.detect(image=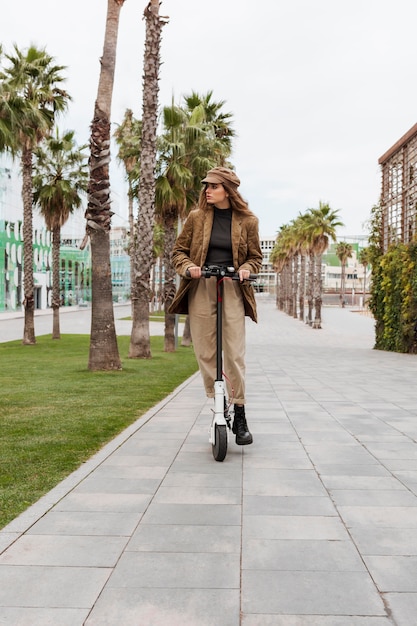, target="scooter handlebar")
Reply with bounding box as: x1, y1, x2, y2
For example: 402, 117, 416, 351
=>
185, 266, 258, 281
